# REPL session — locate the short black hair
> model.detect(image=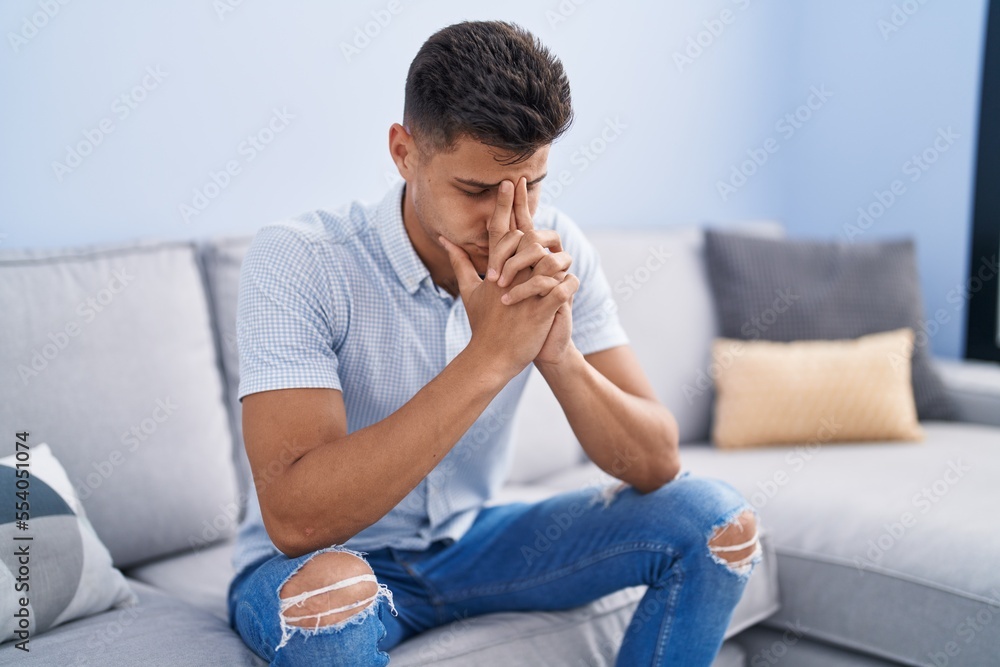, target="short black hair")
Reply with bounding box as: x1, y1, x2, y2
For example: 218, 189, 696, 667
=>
403, 21, 573, 165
